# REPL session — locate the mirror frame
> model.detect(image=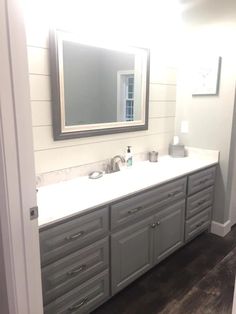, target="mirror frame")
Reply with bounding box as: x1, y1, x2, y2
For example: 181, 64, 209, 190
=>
49, 29, 150, 140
